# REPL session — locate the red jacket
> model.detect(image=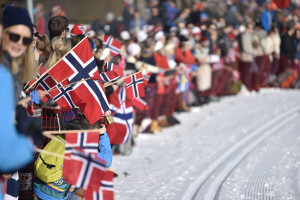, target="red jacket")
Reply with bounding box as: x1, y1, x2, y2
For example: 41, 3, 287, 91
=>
153, 53, 170, 69
175, 47, 196, 65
